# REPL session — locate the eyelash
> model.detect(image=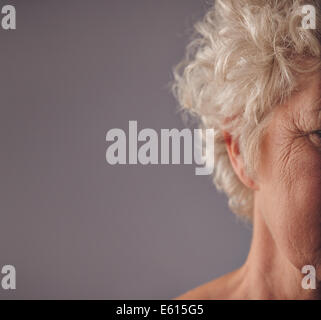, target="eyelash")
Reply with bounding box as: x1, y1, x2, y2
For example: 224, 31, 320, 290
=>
309, 130, 321, 147
312, 130, 321, 138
